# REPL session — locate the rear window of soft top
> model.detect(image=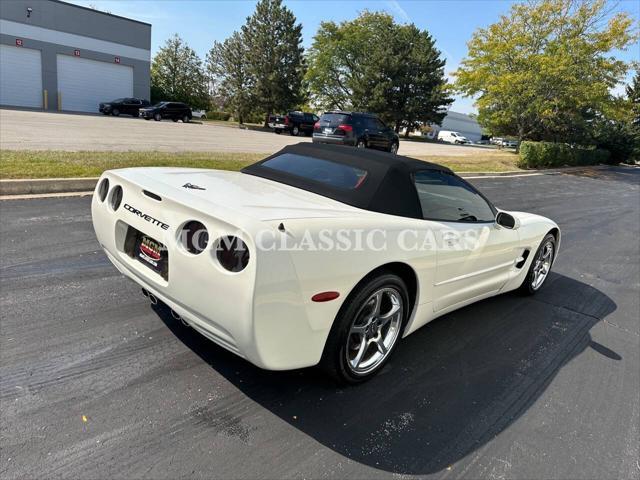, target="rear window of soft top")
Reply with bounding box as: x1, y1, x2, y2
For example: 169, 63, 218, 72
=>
260, 153, 367, 190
